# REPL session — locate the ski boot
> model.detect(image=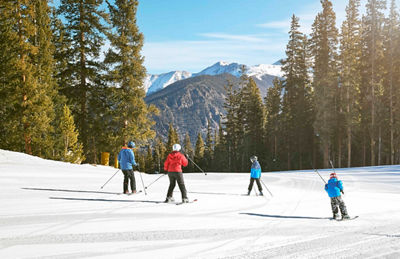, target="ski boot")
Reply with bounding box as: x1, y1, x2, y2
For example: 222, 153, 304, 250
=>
182, 198, 189, 203
165, 197, 175, 203
247, 190, 251, 196
342, 214, 350, 220
132, 190, 137, 194
333, 213, 340, 220
259, 191, 264, 196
